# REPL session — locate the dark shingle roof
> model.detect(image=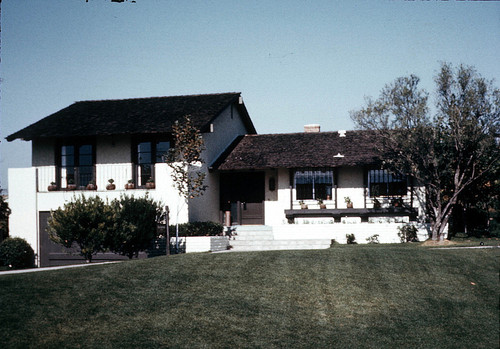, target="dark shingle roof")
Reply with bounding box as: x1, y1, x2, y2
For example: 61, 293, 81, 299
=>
214, 130, 382, 170
6, 93, 255, 141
